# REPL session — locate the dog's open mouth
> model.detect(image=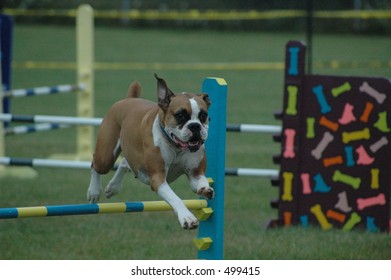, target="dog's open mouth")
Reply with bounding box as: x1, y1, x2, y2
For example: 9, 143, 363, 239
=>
171, 134, 203, 152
